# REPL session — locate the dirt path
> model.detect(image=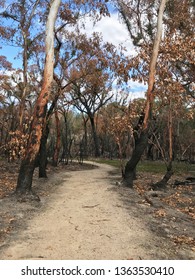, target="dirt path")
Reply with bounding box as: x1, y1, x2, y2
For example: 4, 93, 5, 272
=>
0, 162, 193, 259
